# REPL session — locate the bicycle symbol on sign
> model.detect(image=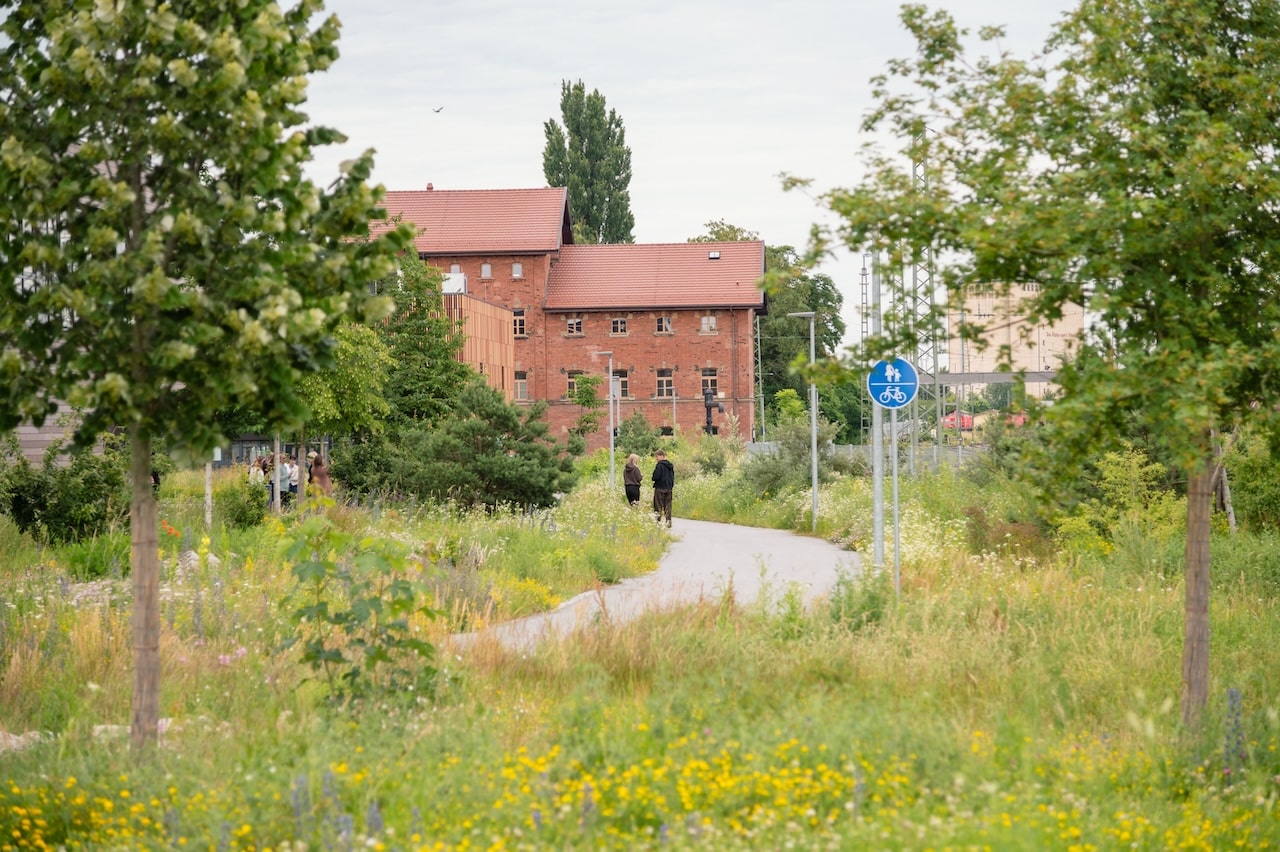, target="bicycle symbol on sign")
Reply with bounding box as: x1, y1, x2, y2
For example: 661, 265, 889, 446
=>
878, 386, 908, 405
